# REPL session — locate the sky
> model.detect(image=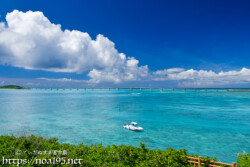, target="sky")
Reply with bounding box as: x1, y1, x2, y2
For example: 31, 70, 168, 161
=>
0, 0, 250, 88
